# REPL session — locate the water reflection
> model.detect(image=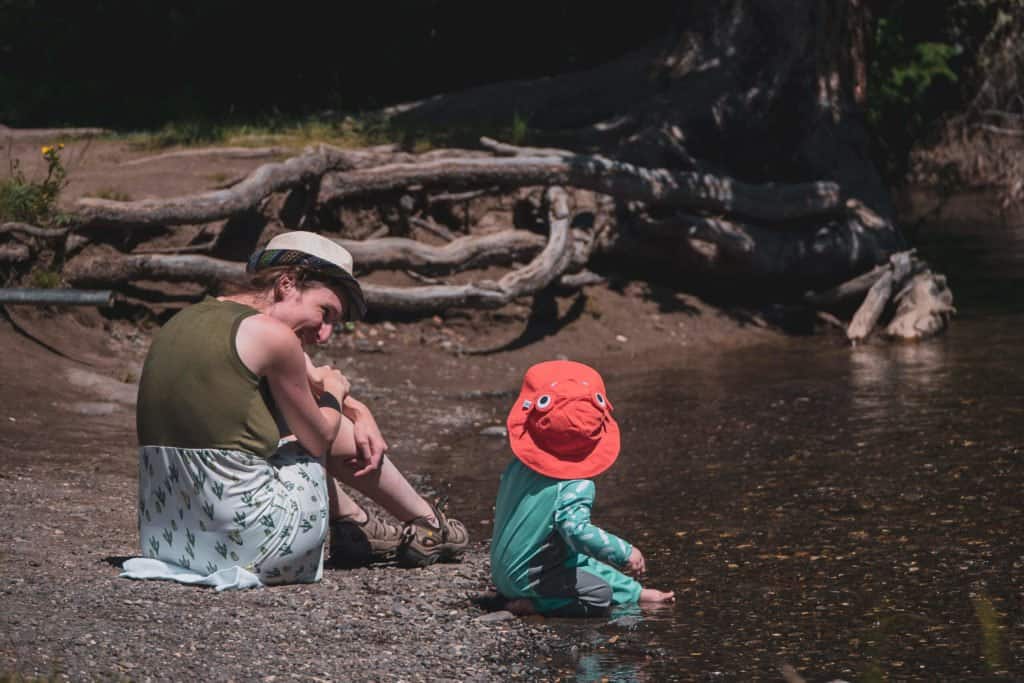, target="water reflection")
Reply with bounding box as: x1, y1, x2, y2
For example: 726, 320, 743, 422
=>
848, 338, 952, 428
437, 192, 1024, 680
